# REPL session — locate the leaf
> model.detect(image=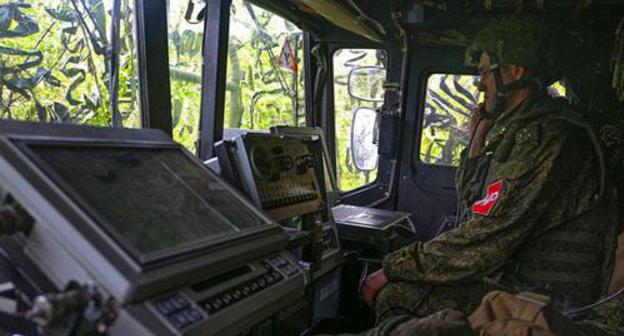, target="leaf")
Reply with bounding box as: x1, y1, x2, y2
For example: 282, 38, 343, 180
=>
0, 47, 43, 72
62, 27, 85, 53
4, 76, 32, 98
45, 7, 78, 22
53, 102, 69, 122
64, 68, 86, 105
0, 3, 39, 38
83, 94, 100, 110
172, 98, 182, 128
45, 73, 62, 87
36, 102, 47, 122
